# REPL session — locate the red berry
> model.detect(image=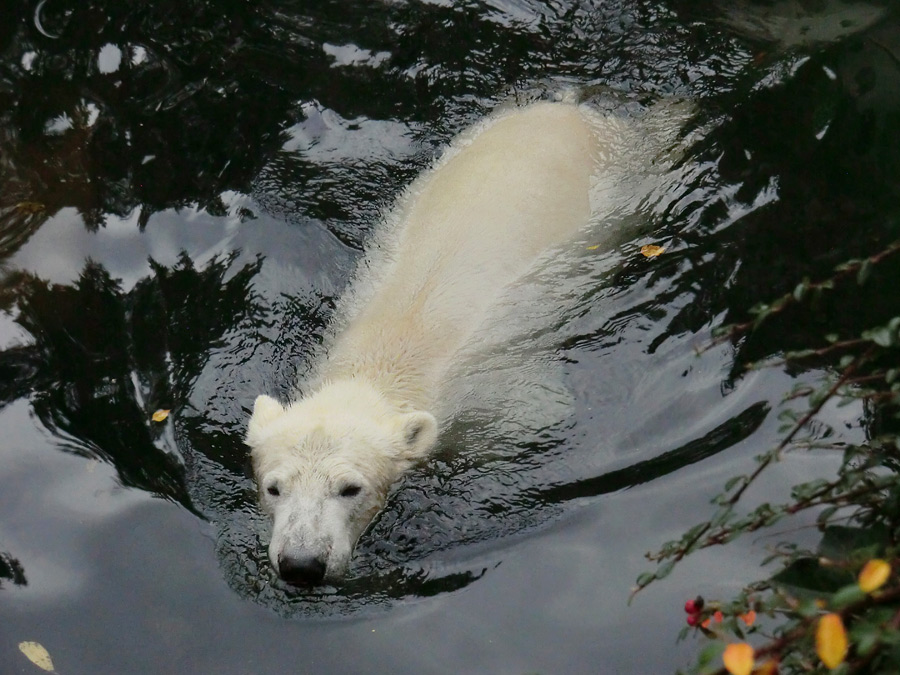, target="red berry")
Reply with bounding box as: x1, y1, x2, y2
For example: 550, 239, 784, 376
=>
686, 614, 700, 627
684, 599, 697, 614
